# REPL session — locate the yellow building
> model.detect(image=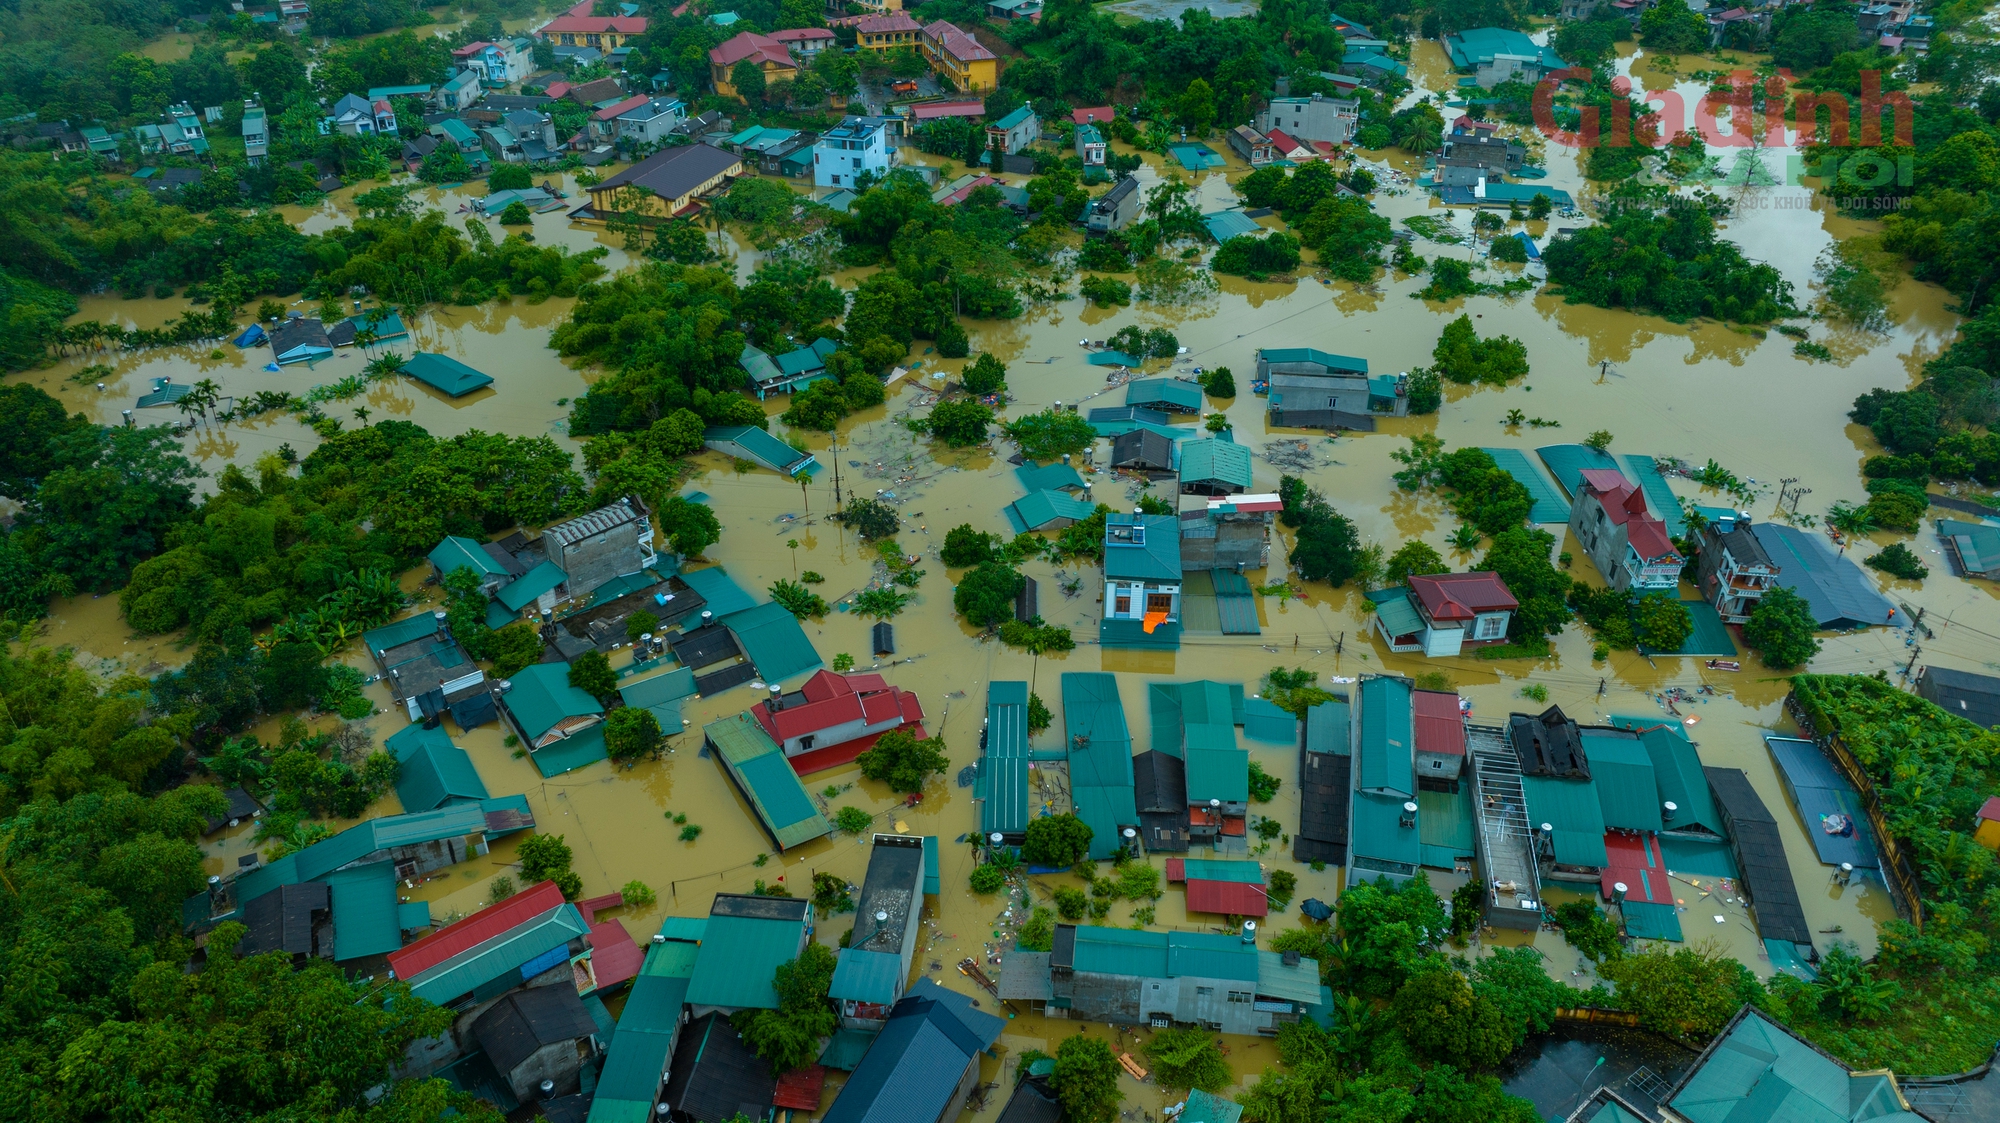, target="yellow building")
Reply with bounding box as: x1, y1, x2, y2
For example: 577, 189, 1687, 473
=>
709, 32, 800, 99
537, 14, 648, 50
851, 12, 923, 53
587, 144, 744, 220
1978, 797, 2000, 851
920, 20, 999, 92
